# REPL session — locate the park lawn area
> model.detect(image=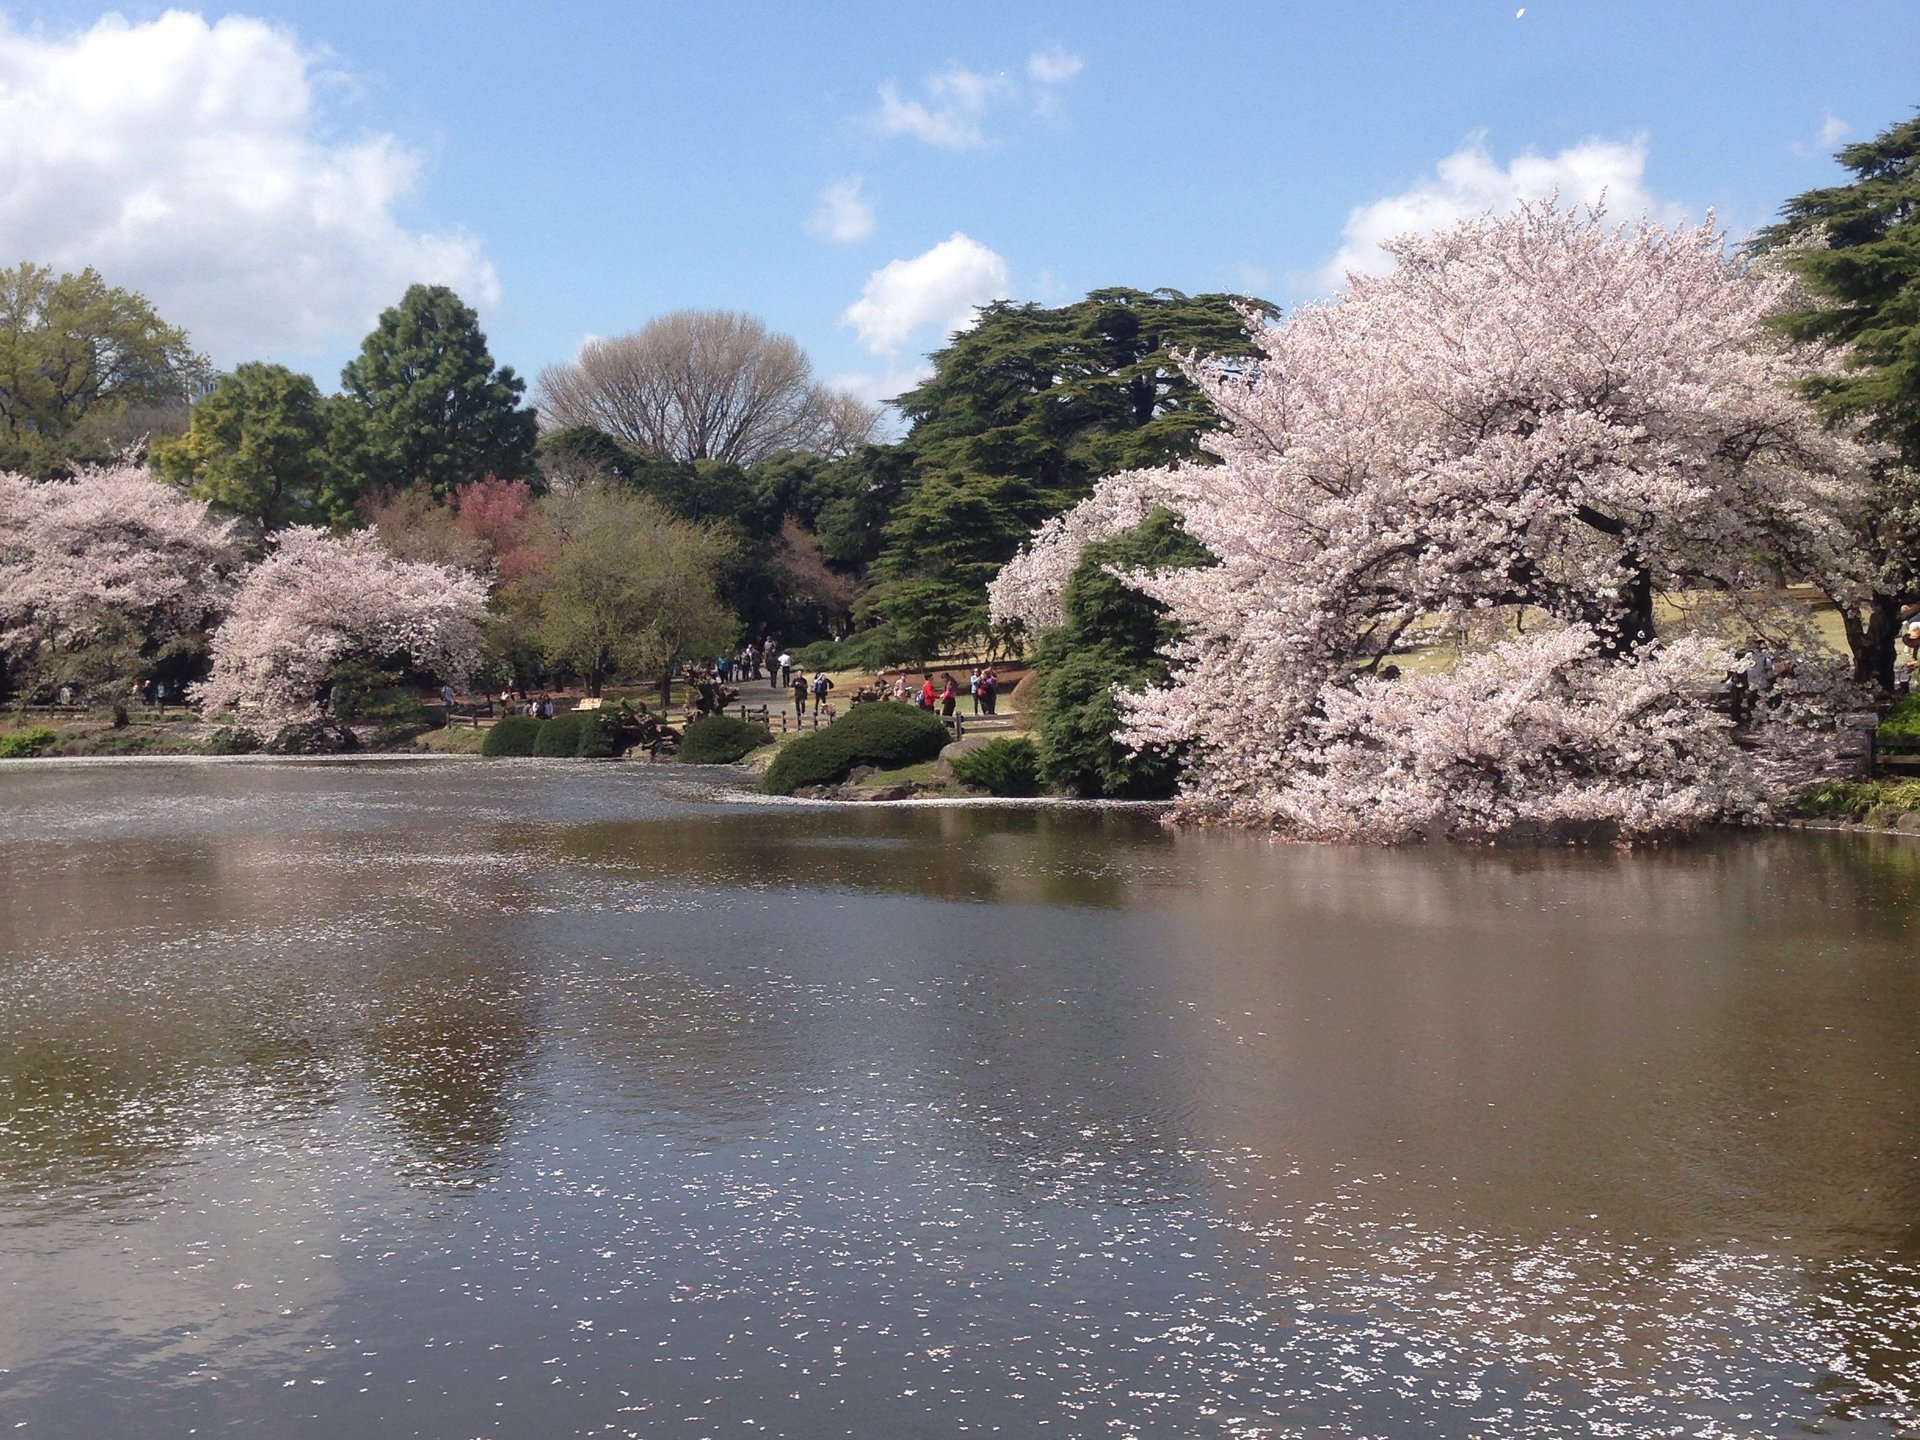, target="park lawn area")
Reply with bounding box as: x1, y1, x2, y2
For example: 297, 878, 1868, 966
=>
1391, 590, 1855, 676
416, 725, 486, 755
854, 759, 942, 787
